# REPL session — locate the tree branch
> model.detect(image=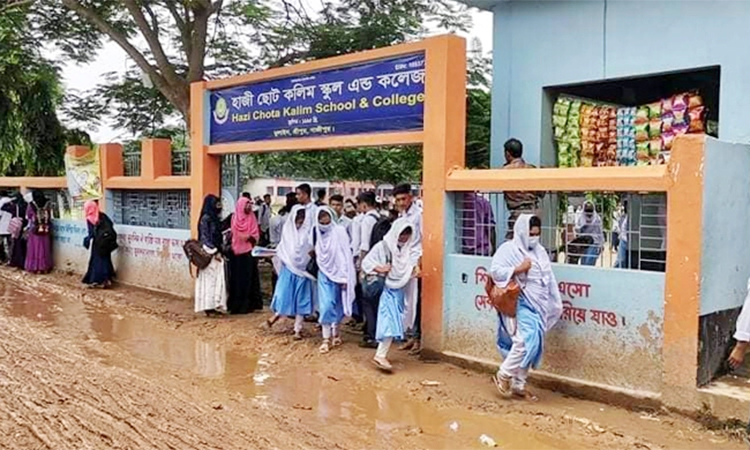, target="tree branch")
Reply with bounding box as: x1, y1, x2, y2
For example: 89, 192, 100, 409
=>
59, 0, 187, 116
0, 0, 34, 14
121, 0, 183, 89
